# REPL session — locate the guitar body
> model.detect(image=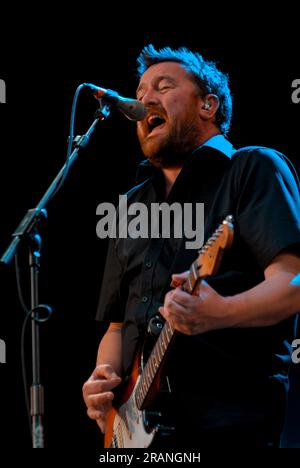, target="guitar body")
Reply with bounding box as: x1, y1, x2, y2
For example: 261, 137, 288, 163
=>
104, 354, 158, 448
